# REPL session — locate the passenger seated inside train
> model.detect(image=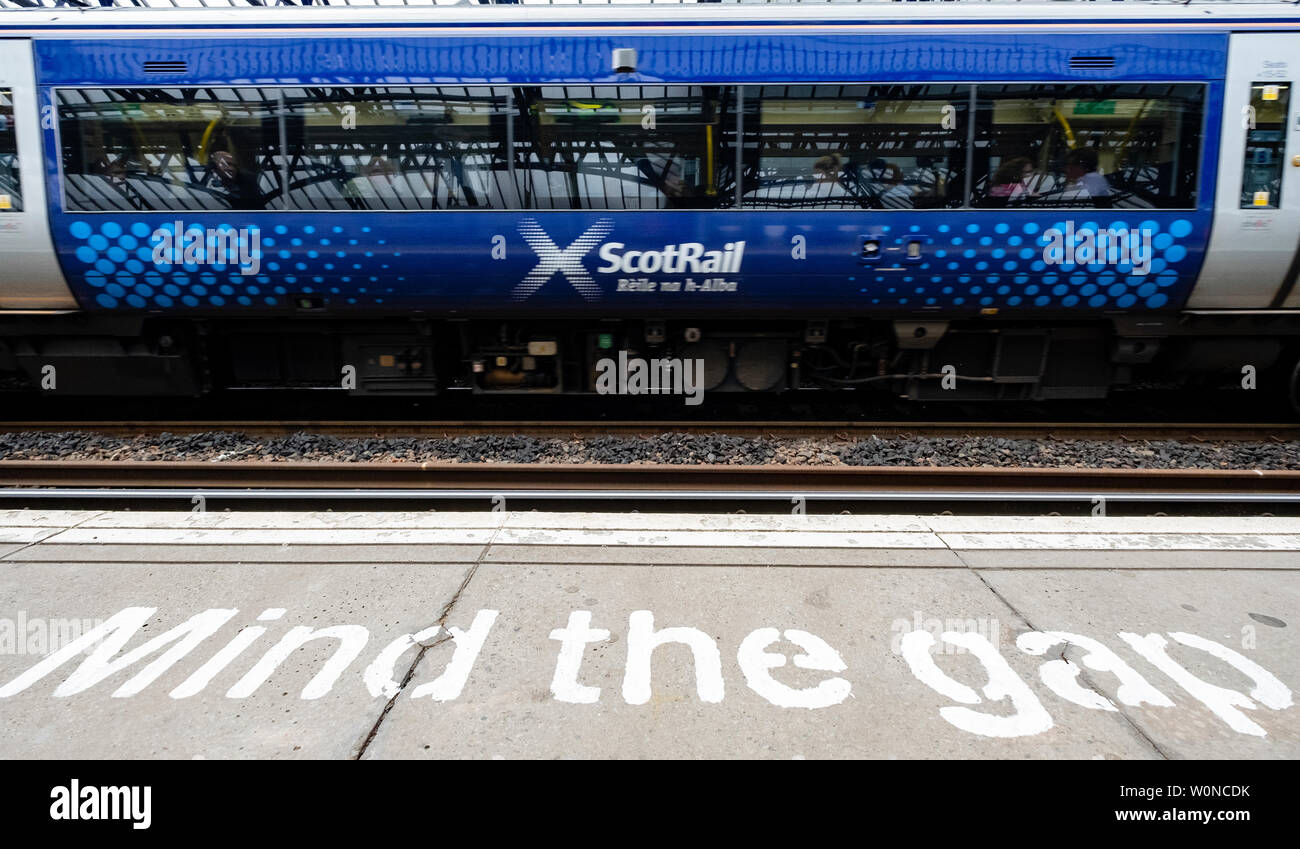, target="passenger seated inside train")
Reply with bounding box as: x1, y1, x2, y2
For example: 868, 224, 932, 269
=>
907, 156, 958, 209
208, 148, 266, 210
983, 156, 1040, 207
812, 152, 845, 187
874, 162, 915, 209
1062, 148, 1113, 208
